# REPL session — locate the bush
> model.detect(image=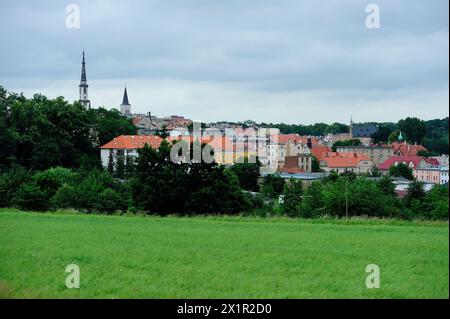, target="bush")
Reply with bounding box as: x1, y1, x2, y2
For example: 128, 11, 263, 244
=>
322, 177, 393, 218
96, 188, 126, 214
422, 185, 449, 220
50, 184, 76, 209
281, 179, 303, 217
33, 167, 78, 200
0, 166, 33, 207
12, 182, 49, 211
298, 182, 324, 218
